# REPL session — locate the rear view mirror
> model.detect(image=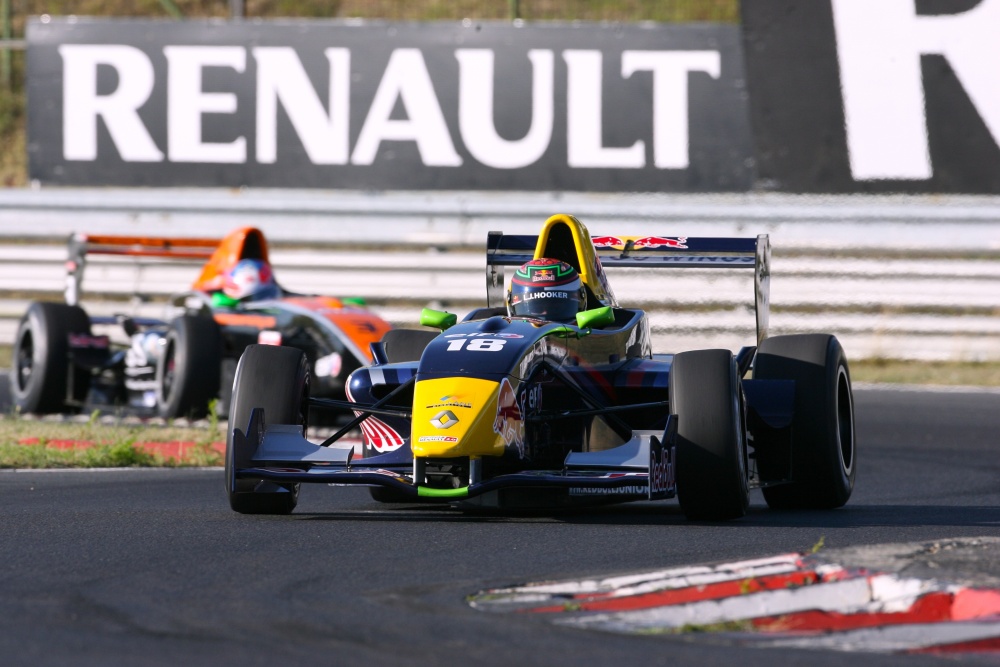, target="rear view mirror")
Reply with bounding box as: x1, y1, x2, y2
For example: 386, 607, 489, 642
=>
576, 306, 615, 330
420, 308, 457, 331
